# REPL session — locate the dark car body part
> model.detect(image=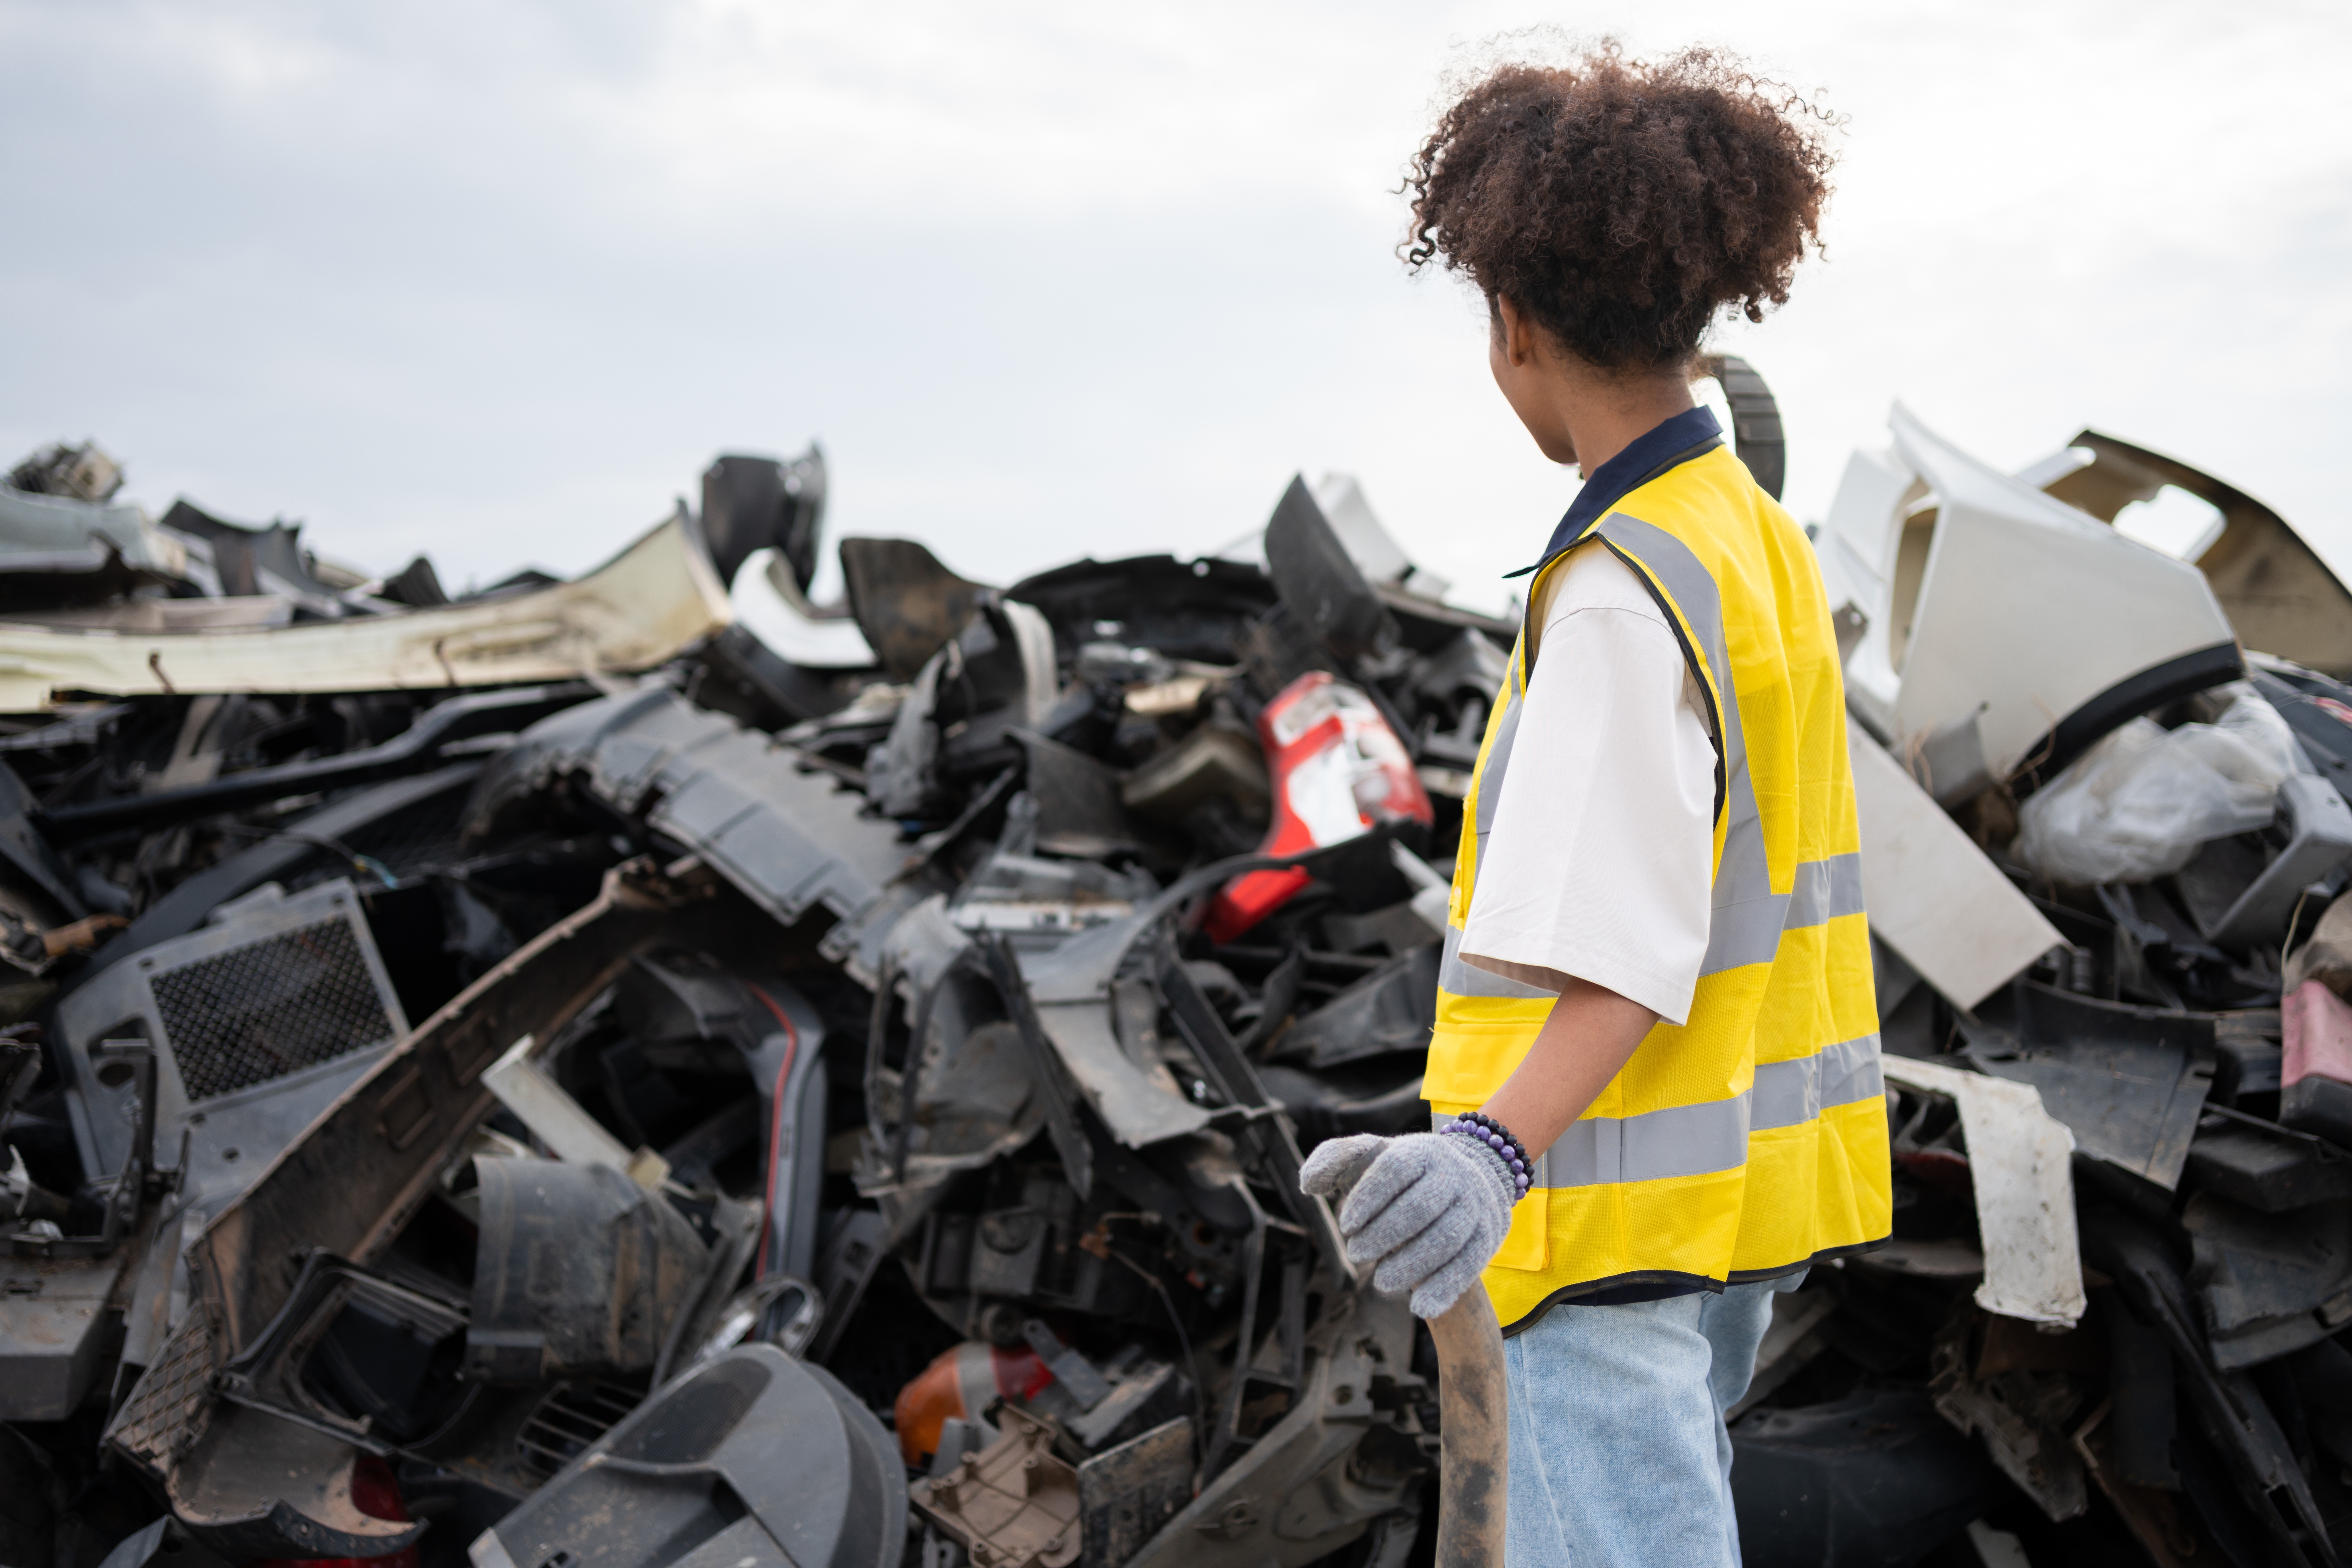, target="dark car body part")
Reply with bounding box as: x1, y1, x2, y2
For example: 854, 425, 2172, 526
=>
471, 1345, 906, 1568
